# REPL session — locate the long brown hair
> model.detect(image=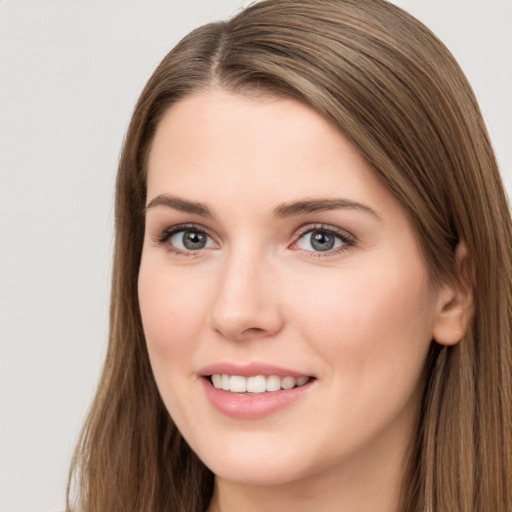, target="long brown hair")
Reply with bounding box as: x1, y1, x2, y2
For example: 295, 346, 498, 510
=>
67, 1, 512, 510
